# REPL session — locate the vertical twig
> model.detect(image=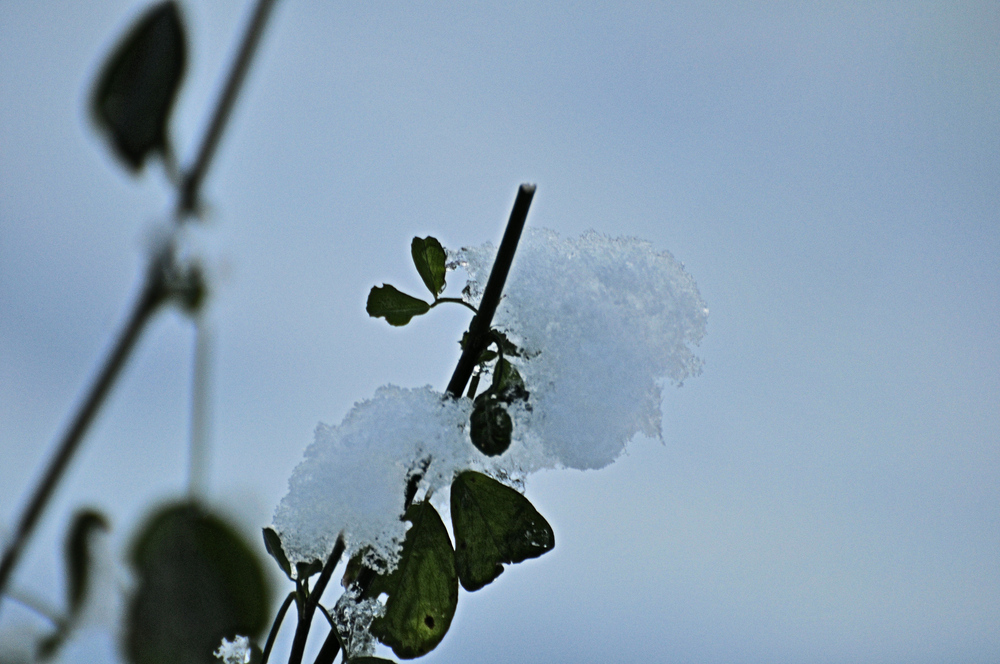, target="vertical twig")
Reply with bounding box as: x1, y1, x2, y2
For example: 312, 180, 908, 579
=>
446, 183, 536, 397
187, 317, 213, 499
260, 591, 296, 664
179, 0, 278, 503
